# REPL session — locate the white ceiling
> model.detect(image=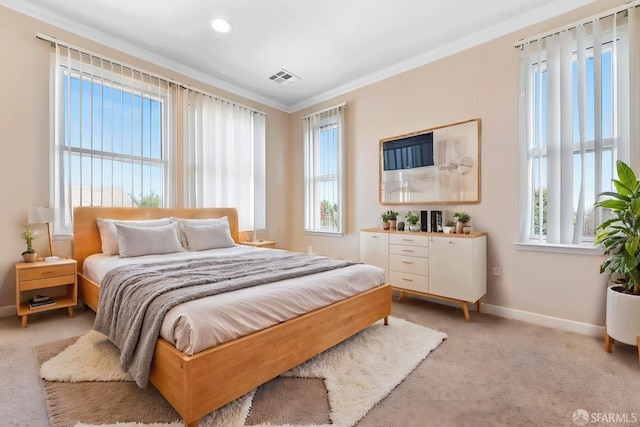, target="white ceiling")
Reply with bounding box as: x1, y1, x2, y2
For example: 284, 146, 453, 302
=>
3, 0, 594, 112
